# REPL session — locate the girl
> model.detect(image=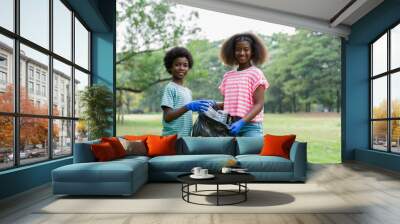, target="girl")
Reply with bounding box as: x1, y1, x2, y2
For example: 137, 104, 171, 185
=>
218, 33, 269, 136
